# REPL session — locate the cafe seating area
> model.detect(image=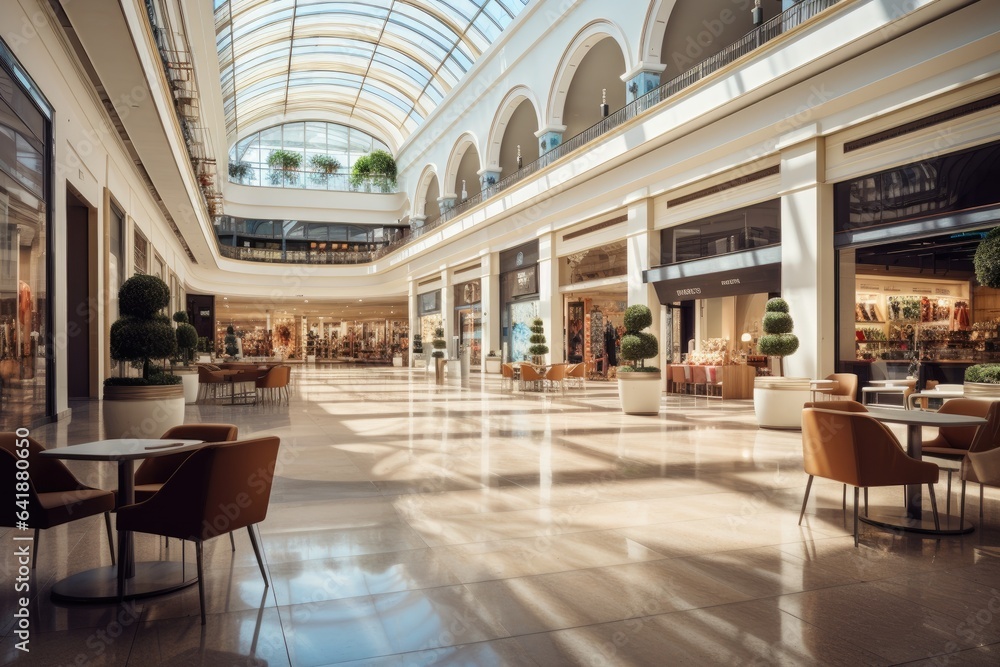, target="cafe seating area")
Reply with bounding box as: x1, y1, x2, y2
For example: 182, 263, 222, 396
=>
6, 368, 1000, 664
196, 362, 291, 405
